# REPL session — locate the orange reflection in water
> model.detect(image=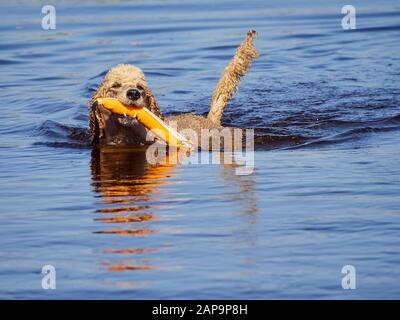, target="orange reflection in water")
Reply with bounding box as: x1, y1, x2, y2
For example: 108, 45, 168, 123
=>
95, 213, 157, 223
90, 147, 259, 276
94, 228, 157, 236
102, 262, 156, 272
102, 248, 159, 255
90, 146, 178, 273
